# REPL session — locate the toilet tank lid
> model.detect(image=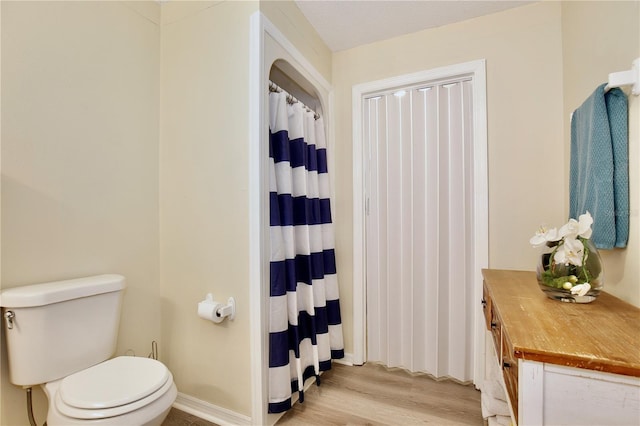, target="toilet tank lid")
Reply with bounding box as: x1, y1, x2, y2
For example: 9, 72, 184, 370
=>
0, 274, 126, 308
